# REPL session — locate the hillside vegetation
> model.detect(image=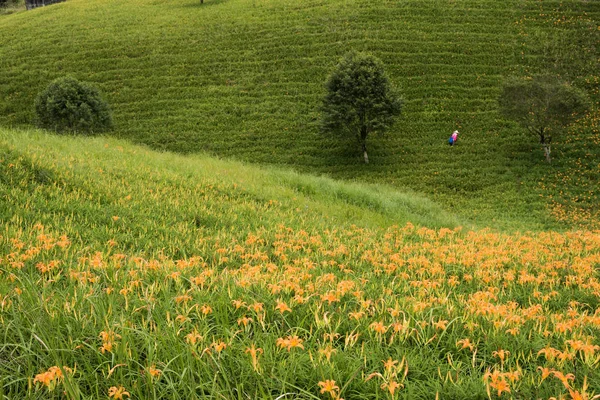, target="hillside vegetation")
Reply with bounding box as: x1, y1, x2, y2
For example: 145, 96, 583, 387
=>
2, 128, 600, 399
0, 0, 598, 230
0, 128, 459, 252
2, 1, 600, 398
